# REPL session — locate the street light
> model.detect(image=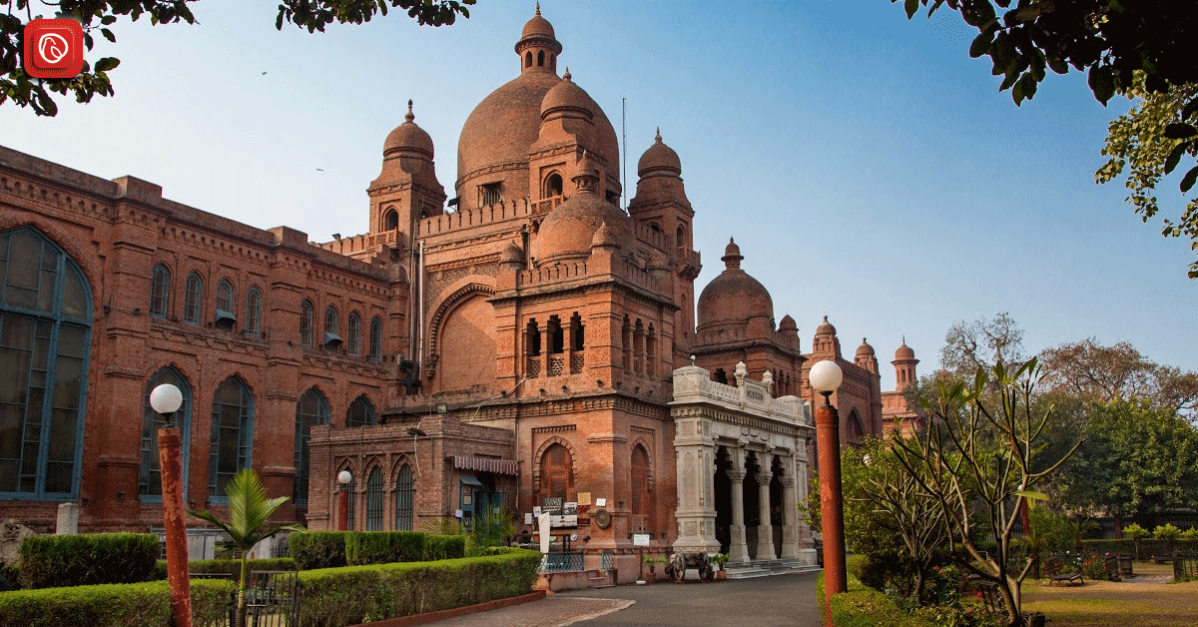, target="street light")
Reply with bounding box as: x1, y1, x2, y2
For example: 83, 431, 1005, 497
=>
809, 360, 845, 627
338, 470, 352, 531
150, 383, 191, 627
